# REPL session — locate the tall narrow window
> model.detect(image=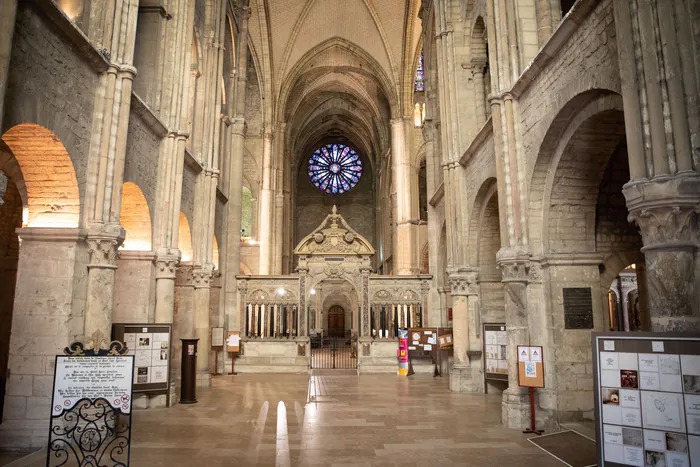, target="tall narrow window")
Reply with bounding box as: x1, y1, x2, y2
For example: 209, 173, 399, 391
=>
414, 52, 425, 92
